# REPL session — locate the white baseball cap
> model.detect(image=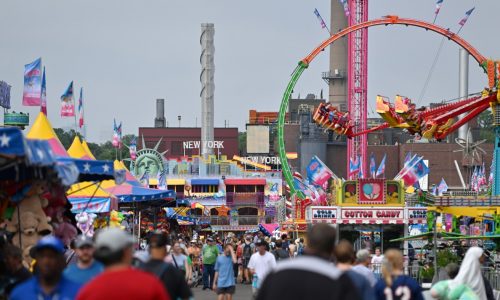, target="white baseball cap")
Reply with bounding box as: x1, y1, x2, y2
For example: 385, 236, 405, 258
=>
95, 227, 134, 252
